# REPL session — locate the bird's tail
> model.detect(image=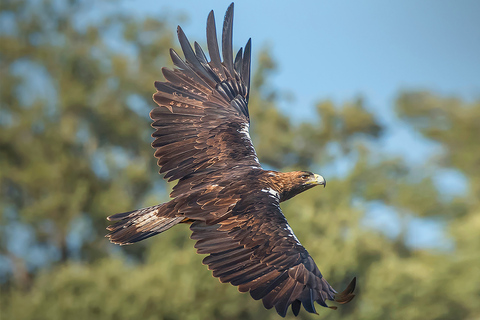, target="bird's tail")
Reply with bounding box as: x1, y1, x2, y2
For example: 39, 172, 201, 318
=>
106, 203, 184, 245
